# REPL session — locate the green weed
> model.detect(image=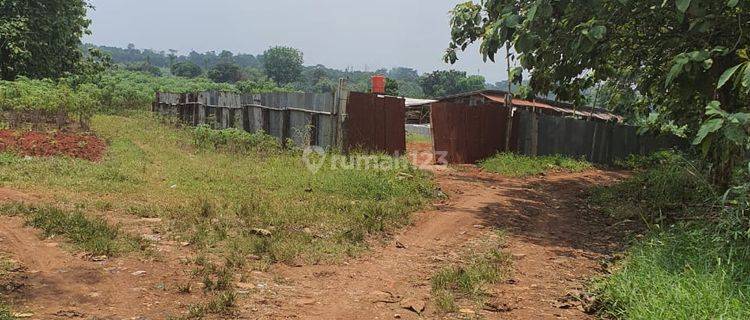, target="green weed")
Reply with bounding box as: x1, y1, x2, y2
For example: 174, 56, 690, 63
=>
0, 203, 143, 256
431, 249, 512, 313
478, 153, 592, 177
594, 224, 750, 320
590, 152, 715, 221
592, 152, 750, 319
0, 305, 14, 320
